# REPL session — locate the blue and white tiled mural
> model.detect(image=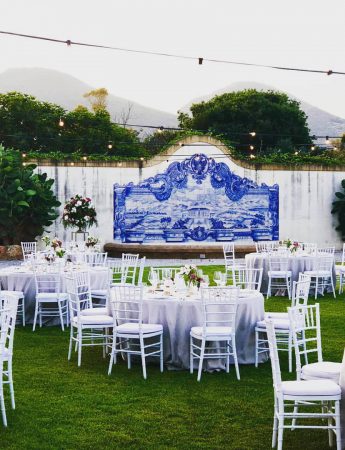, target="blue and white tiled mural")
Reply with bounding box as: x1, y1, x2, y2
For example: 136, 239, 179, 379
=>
114, 154, 279, 243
